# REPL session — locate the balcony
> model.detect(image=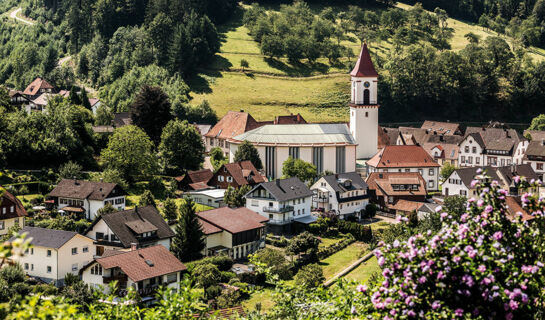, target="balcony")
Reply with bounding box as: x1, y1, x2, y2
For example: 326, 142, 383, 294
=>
103, 274, 128, 289
263, 206, 294, 213
312, 195, 329, 203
